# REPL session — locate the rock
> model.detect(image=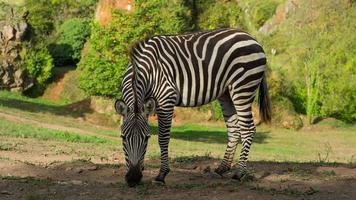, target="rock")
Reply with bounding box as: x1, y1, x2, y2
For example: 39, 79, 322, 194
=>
71, 180, 83, 185
14, 21, 28, 40
259, 0, 300, 35
0, 6, 34, 92
259, 24, 273, 35
2, 25, 15, 41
